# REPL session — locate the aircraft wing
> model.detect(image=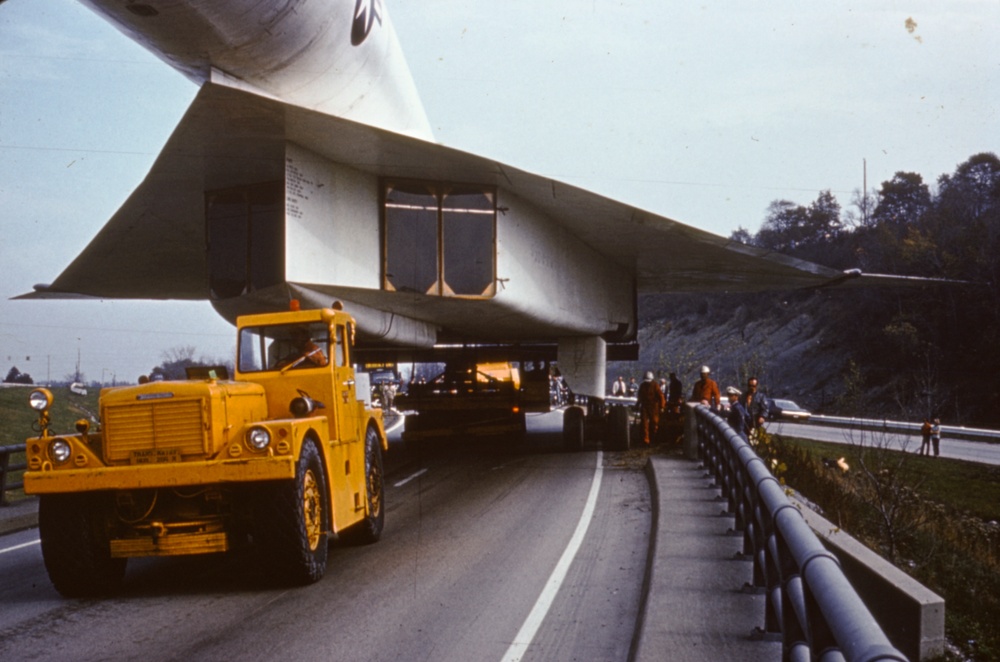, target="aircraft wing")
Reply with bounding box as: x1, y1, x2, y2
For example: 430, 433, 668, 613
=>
23, 80, 864, 304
